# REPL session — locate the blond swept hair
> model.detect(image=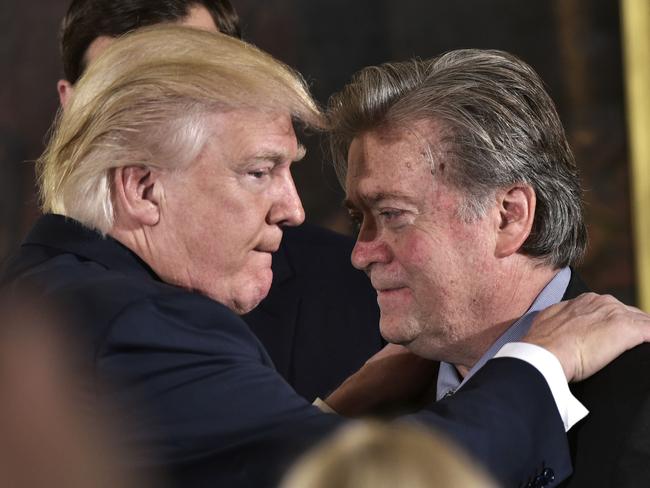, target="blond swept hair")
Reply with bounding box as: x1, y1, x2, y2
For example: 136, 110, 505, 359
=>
281, 421, 499, 488
38, 25, 324, 234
